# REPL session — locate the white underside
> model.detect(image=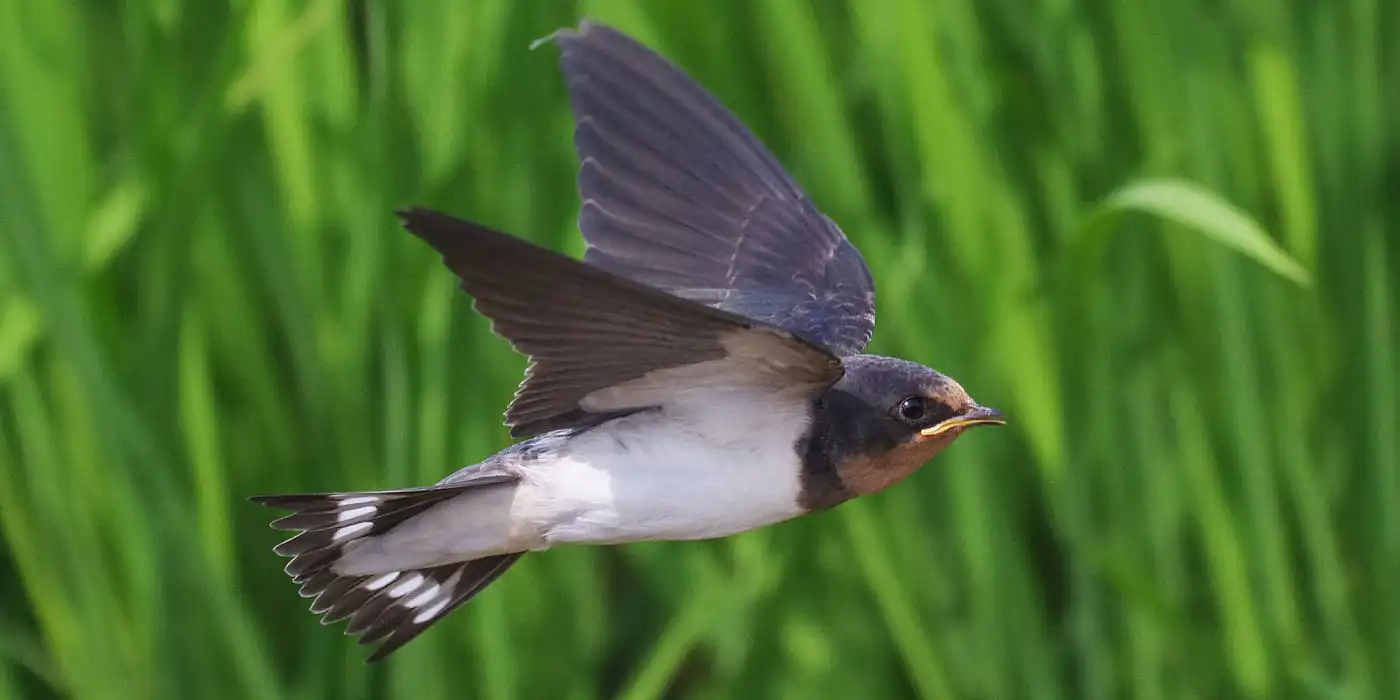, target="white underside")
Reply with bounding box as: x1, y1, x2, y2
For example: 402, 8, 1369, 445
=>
334, 388, 812, 576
